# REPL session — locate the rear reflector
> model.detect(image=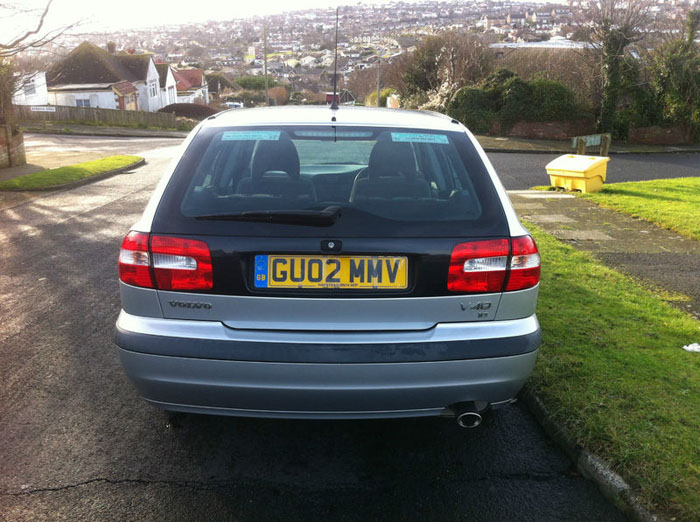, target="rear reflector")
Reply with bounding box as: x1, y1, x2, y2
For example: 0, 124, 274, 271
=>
118, 231, 153, 288
506, 236, 541, 291
118, 232, 213, 291
448, 236, 540, 294
448, 239, 509, 293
